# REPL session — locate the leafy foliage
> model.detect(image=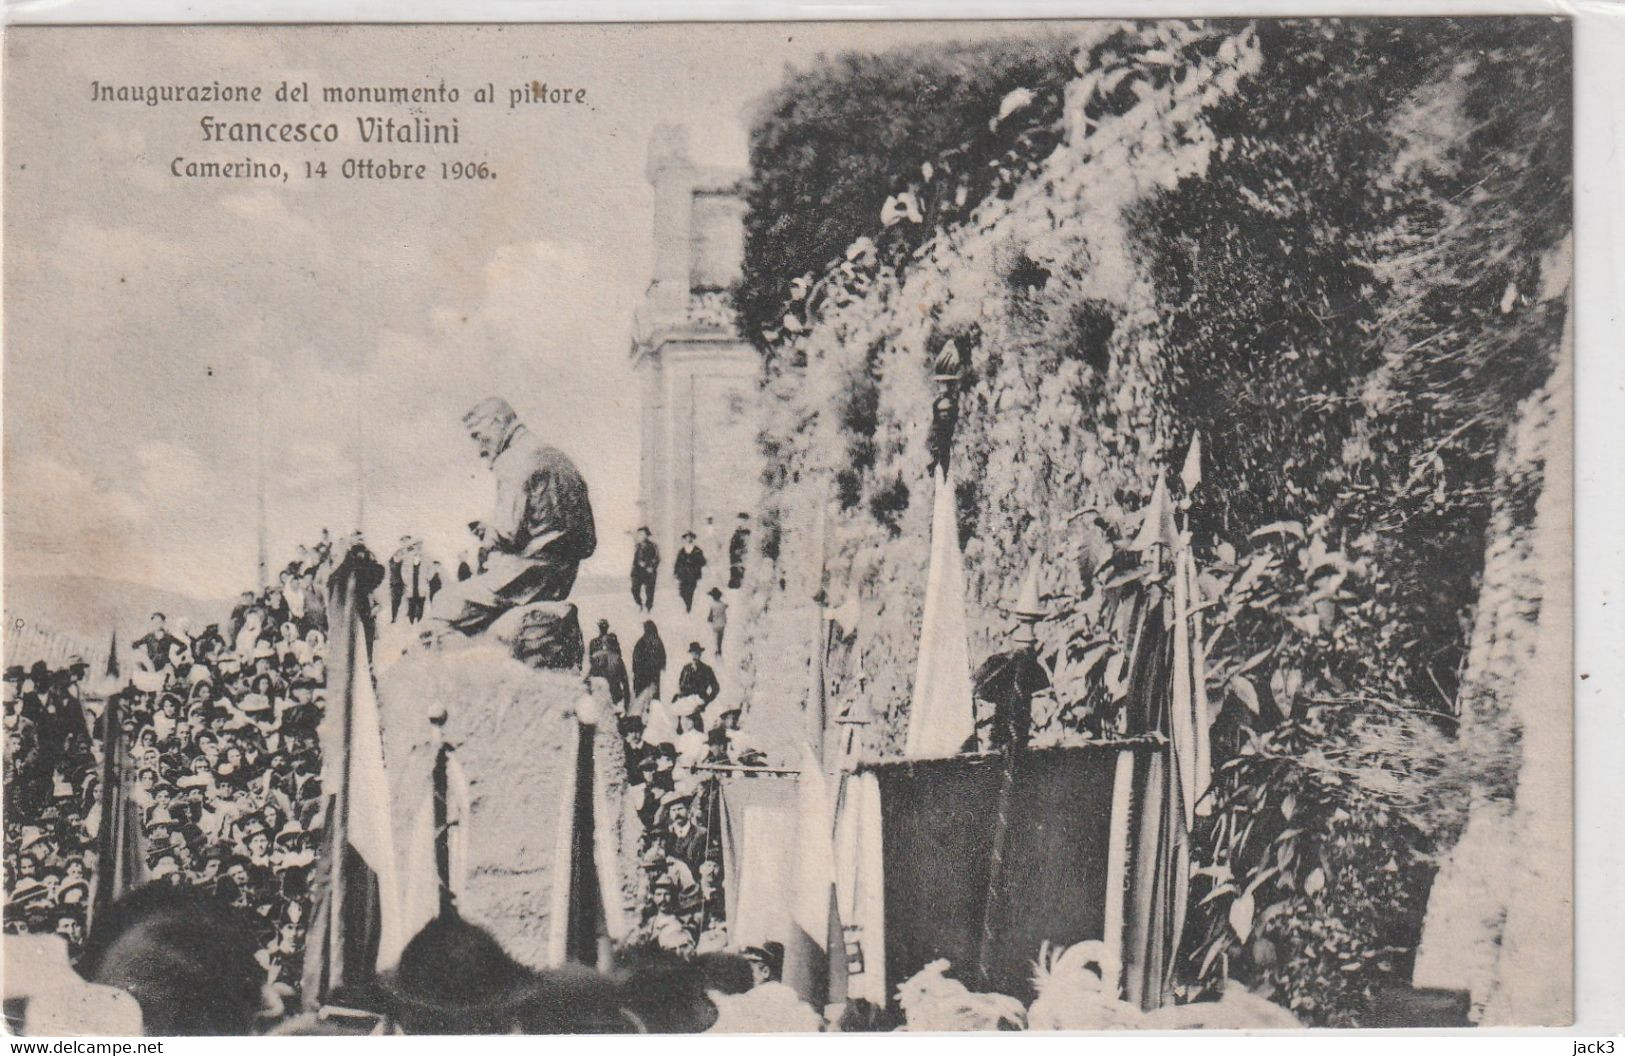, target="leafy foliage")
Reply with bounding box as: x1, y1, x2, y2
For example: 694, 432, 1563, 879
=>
735, 17, 1569, 1025
739, 35, 1078, 353
1132, 18, 1572, 711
